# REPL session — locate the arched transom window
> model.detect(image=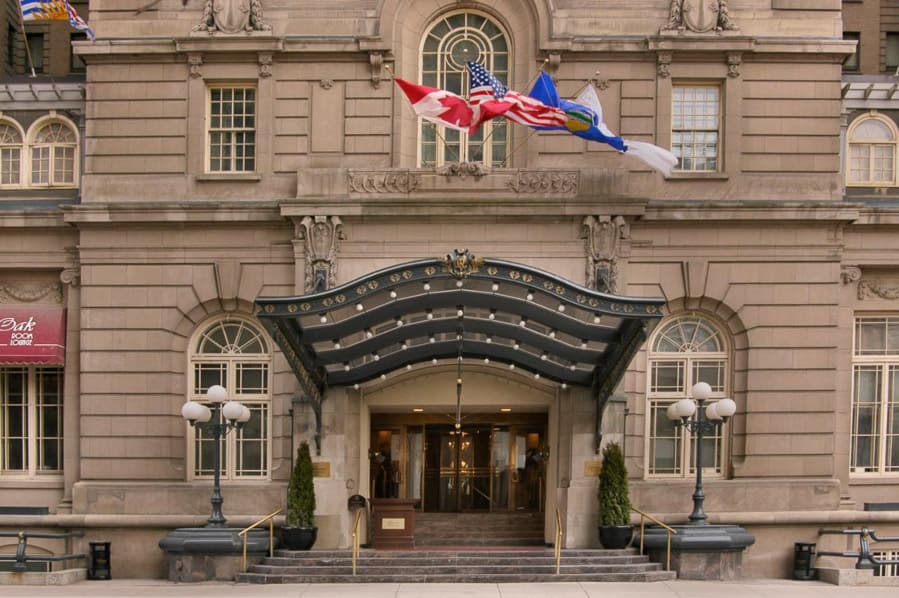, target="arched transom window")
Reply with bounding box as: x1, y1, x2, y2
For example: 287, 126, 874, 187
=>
0, 121, 23, 186
646, 315, 730, 478
30, 121, 77, 187
419, 10, 509, 167
848, 113, 898, 186
188, 318, 272, 480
